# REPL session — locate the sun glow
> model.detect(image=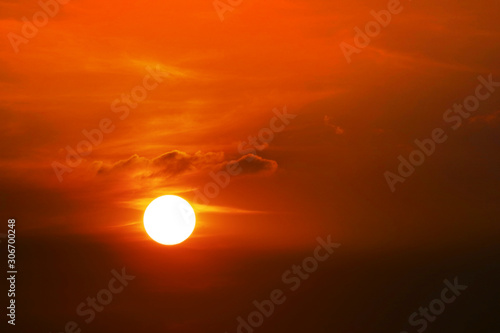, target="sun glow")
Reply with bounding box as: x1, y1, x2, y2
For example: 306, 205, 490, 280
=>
143, 195, 196, 245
